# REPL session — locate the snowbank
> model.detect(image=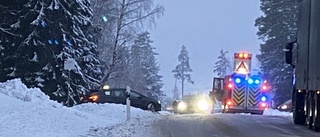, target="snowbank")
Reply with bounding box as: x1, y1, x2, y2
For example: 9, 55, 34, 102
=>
0, 79, 52, 103
0, 79, 160, 137
263, 108, 293, 116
